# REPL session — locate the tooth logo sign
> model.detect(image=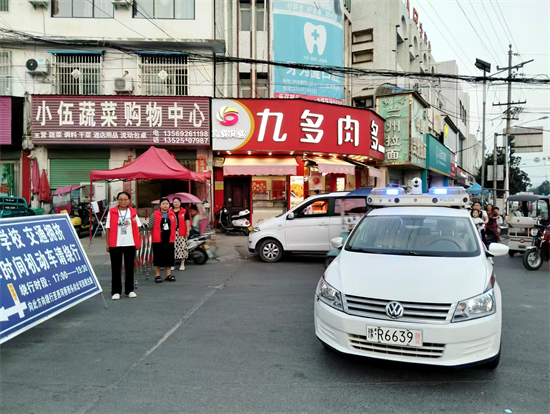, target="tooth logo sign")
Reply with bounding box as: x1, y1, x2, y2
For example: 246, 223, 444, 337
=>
304, 22, 327, 56
216, 106, 239, 126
